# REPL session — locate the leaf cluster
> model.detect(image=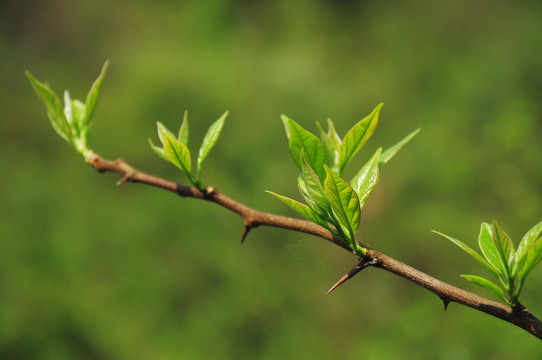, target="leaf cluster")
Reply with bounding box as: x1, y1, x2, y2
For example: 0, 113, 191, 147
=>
268, 105, 420, 255
435, 221, 542, 305
149, 111, 227, 191
25, 61, 109, 158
